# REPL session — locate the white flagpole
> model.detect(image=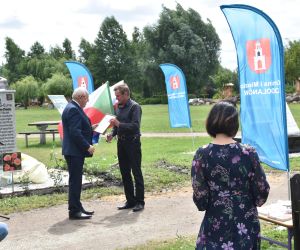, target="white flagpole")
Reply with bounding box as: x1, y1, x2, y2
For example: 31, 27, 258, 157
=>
190, 127, 195, 152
